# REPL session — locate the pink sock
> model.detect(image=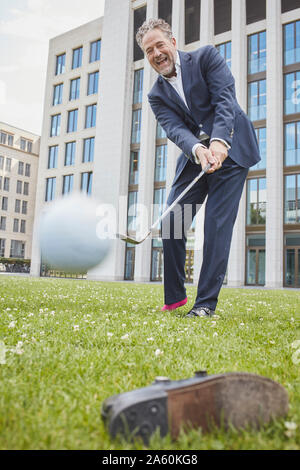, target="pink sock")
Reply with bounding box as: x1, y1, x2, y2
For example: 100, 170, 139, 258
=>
161, 297, 188, 312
